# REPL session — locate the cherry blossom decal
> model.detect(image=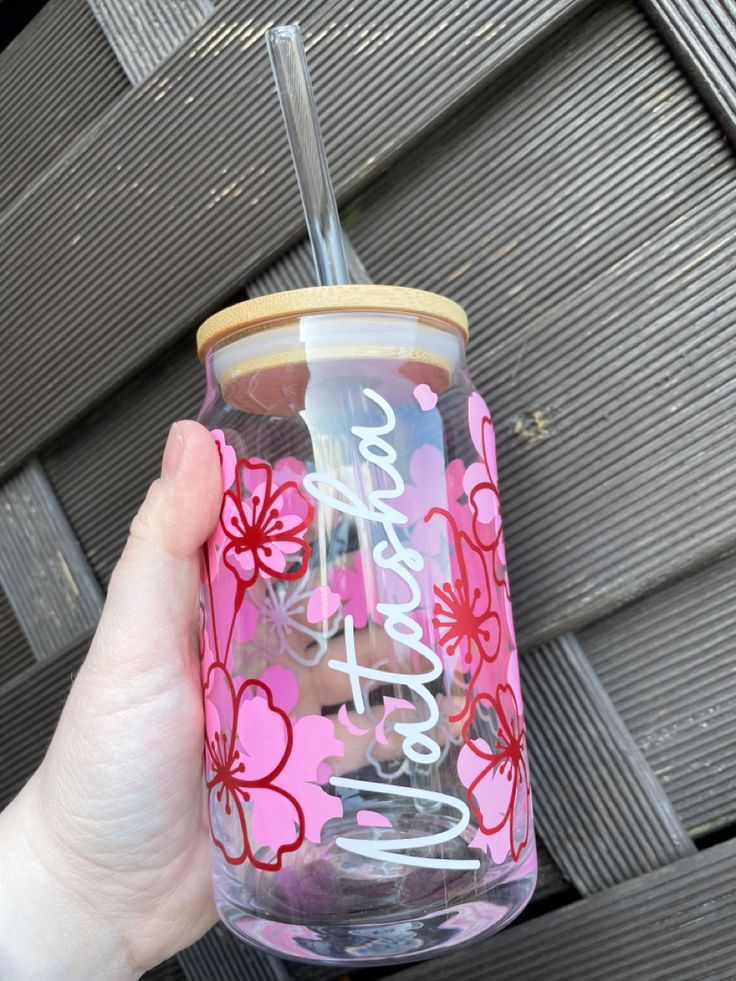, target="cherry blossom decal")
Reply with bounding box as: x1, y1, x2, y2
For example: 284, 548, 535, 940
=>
457, 685, 531, 863
414, 394, 531, 864
200, 432, 343, 869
